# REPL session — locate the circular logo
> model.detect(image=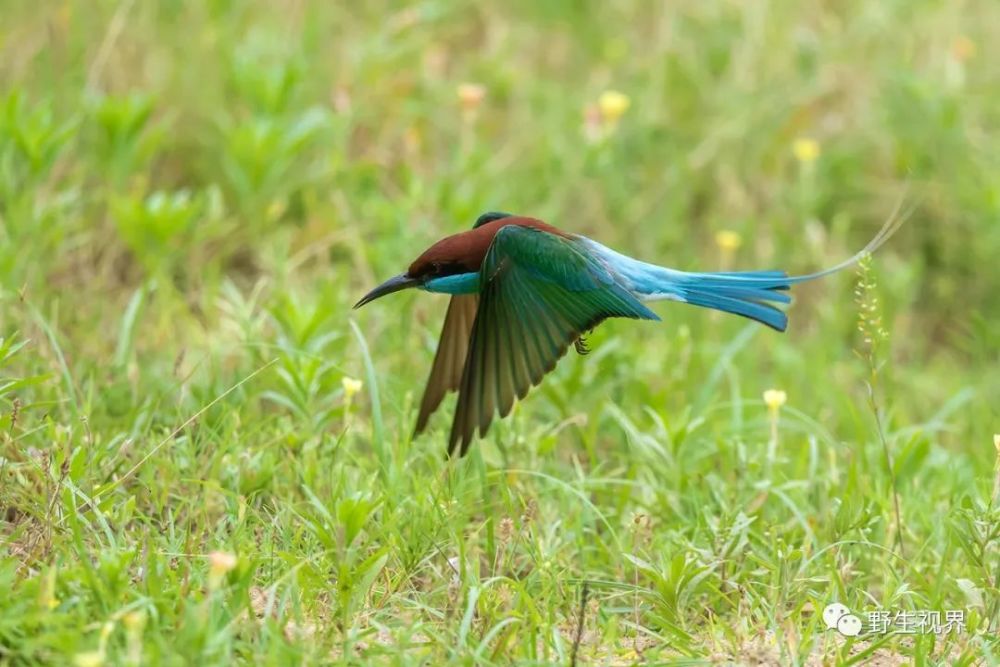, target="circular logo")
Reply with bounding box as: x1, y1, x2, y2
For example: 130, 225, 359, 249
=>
837, 613, 863, 637
822, 603, 850, 630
